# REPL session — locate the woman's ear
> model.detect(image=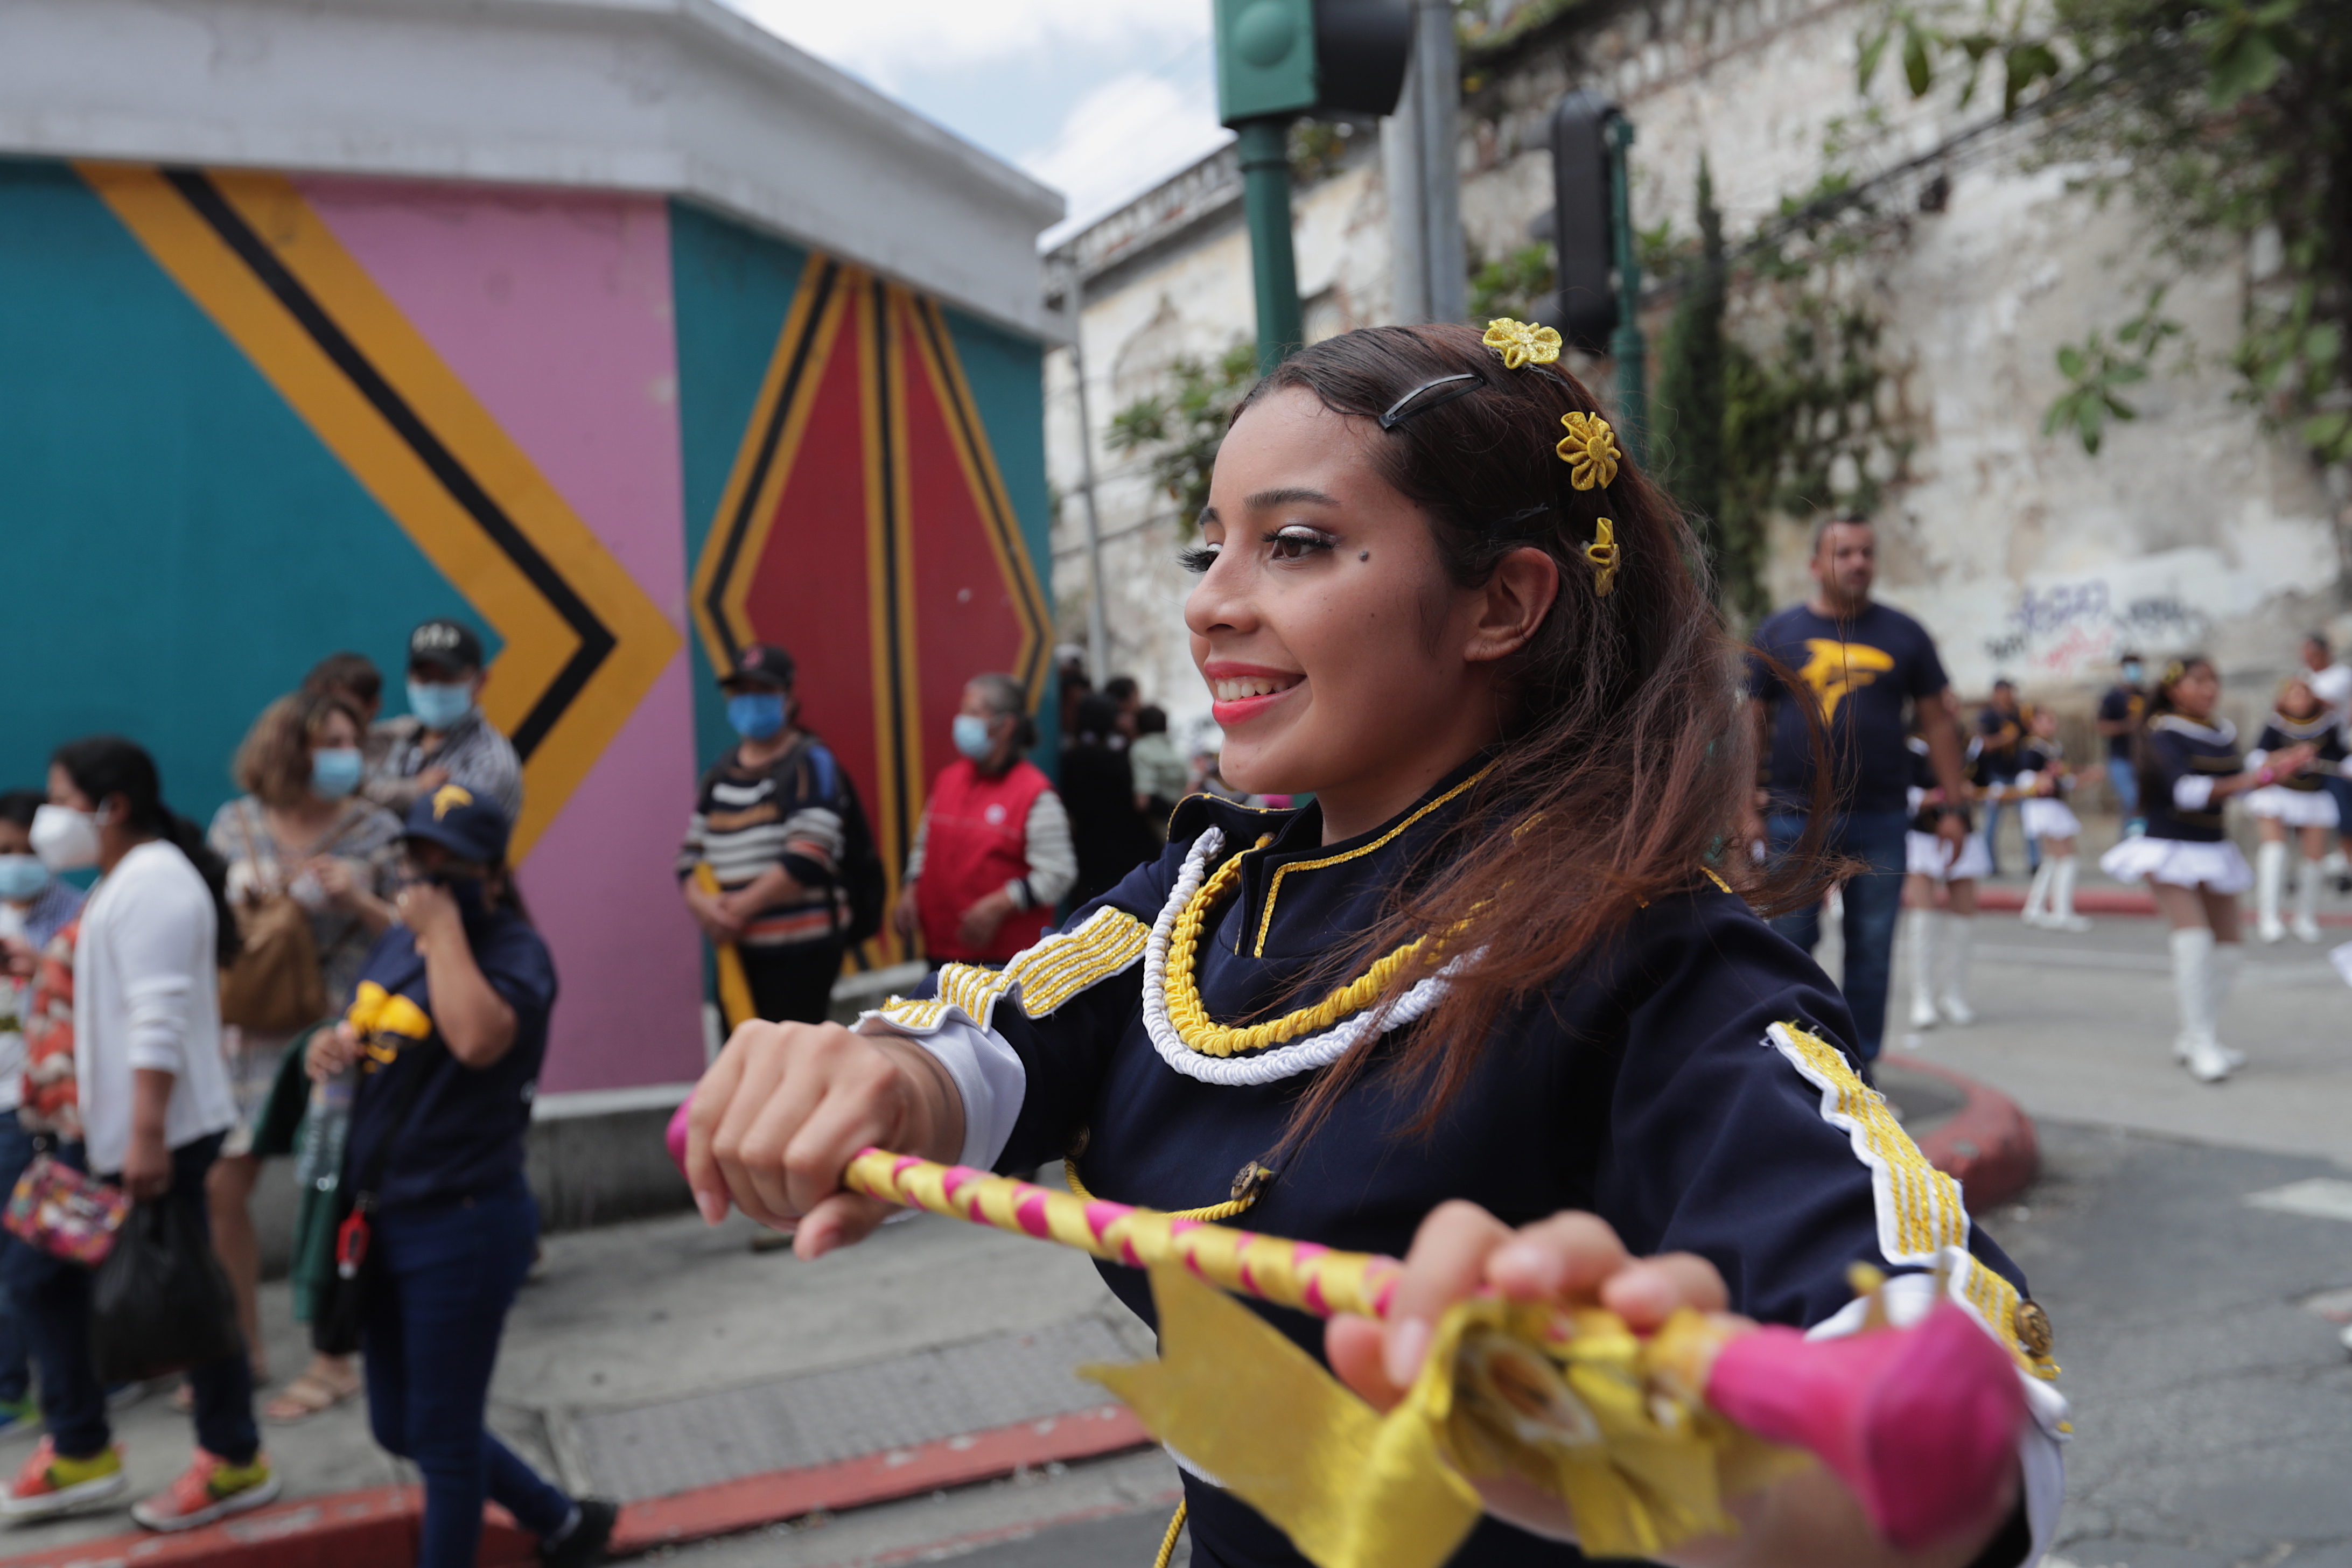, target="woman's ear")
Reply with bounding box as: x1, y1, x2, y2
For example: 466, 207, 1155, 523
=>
1463, 546, 1560, 665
